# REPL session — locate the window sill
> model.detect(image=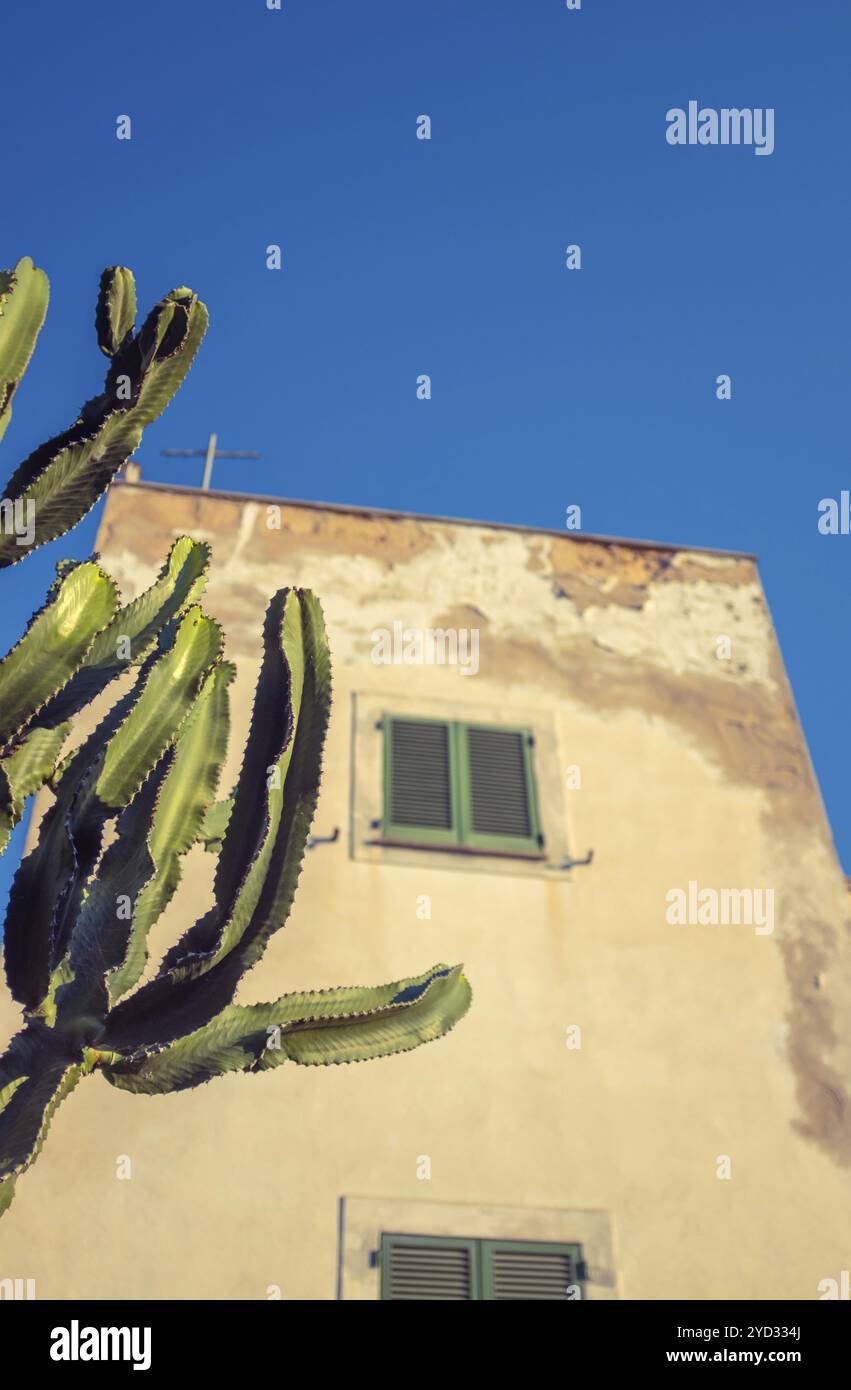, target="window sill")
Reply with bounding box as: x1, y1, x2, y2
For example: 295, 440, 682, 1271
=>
365, 836, 547, 862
